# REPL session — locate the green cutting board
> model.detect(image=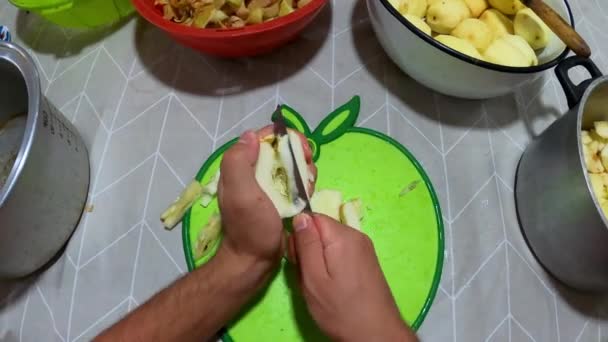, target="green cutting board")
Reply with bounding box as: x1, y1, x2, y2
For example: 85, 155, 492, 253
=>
183, 96, 444, 341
